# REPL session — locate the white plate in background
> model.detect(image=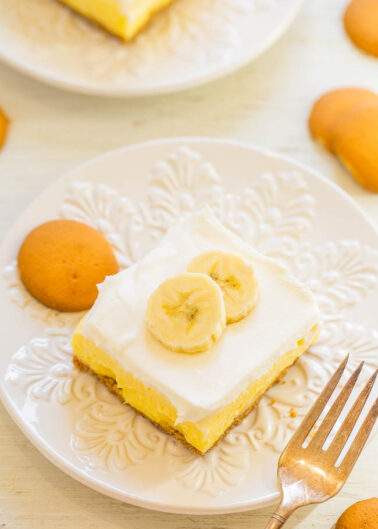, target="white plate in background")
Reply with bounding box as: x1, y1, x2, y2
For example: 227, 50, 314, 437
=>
0, 0, 302, 96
